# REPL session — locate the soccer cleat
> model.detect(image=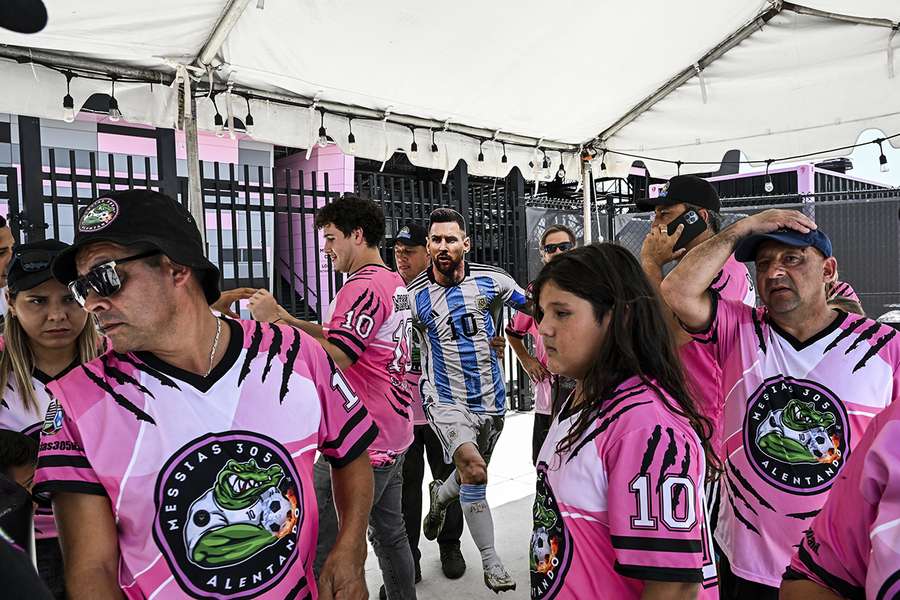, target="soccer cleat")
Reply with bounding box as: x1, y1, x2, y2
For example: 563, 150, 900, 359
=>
422, 480, 447, 541
484, 564, 516, 593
